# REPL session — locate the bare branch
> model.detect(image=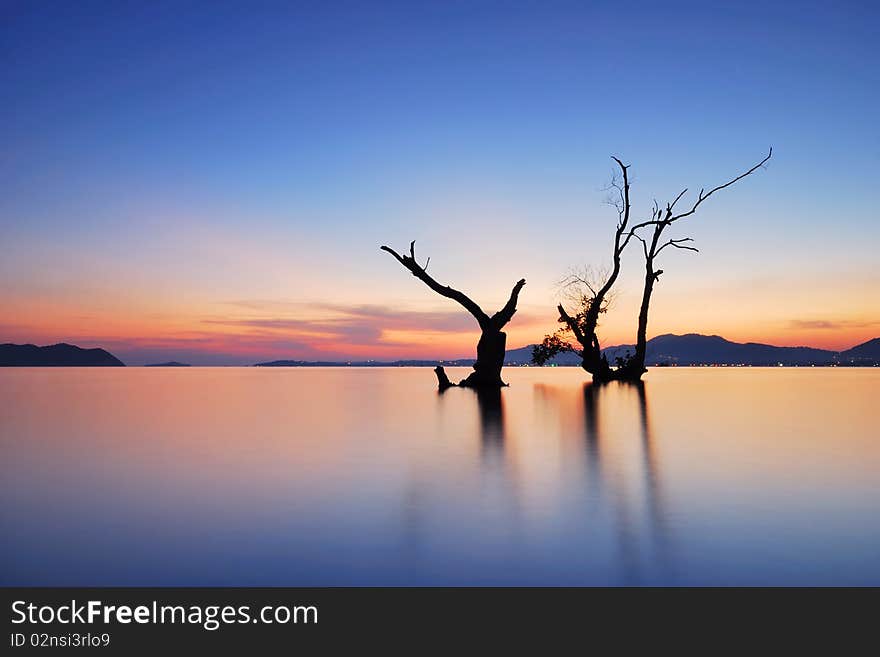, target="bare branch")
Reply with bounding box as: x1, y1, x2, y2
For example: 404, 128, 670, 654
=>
603, 174, 626, 223
491, 278, 527, 329
624, 149, 771, 257
670, 148, 772, 222
656, 237, 699, 255
668, 188, 688, 212
621, 206, 664, 251
557, 266, 620, 316
544, 148, 771, 382
611, 156, 631, 234
557, 303, 586, 344
632, 231, 649, 259
380, 242, 491, 327
559, 266, 608, 297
